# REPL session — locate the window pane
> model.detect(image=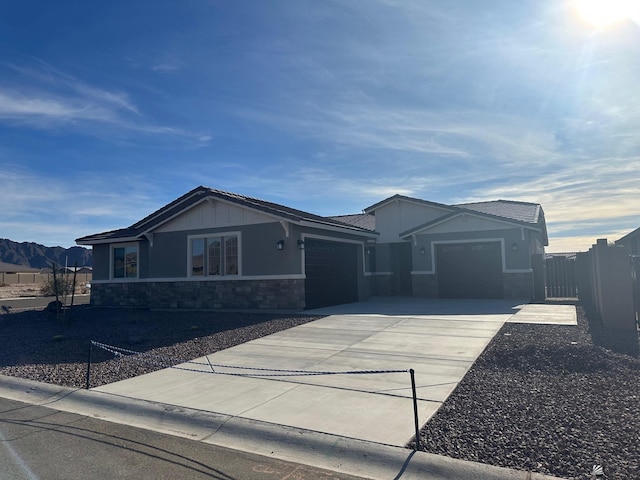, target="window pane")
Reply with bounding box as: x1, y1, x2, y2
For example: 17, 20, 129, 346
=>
191, 238, 205, 276
207, 238, 221, 275
225, 236, 238, 275
113, 247, 125, 278
124, 246, 138, 278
